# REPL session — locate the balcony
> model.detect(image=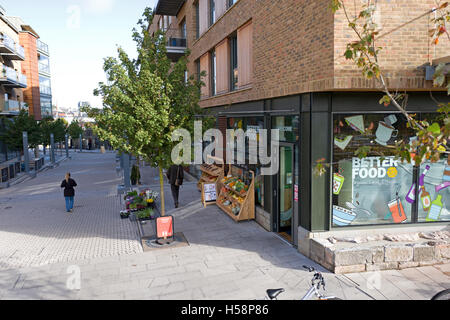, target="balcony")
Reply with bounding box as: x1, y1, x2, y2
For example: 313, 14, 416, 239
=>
15, 44, 25, 60
155, 0, 185, 16
37, 39, 49, 56
0, 34, 15, 54
166, 37, 187, 62
0, 65, 27, 88
39, 85, 52, 96
38, 62, 51, 75
1, 100, 28, 114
